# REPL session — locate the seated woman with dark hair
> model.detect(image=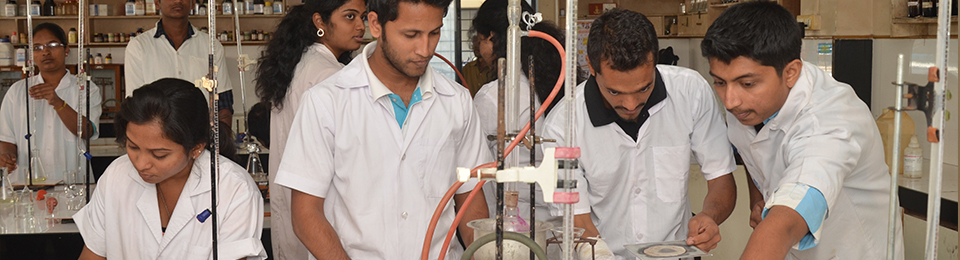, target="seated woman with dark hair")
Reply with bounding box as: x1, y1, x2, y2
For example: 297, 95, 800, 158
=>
74, 78, 266, 260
